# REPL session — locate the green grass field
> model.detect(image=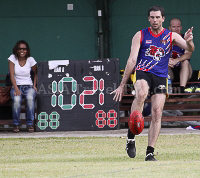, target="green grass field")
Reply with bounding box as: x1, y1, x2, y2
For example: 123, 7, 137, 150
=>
0, 134, 200, 178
